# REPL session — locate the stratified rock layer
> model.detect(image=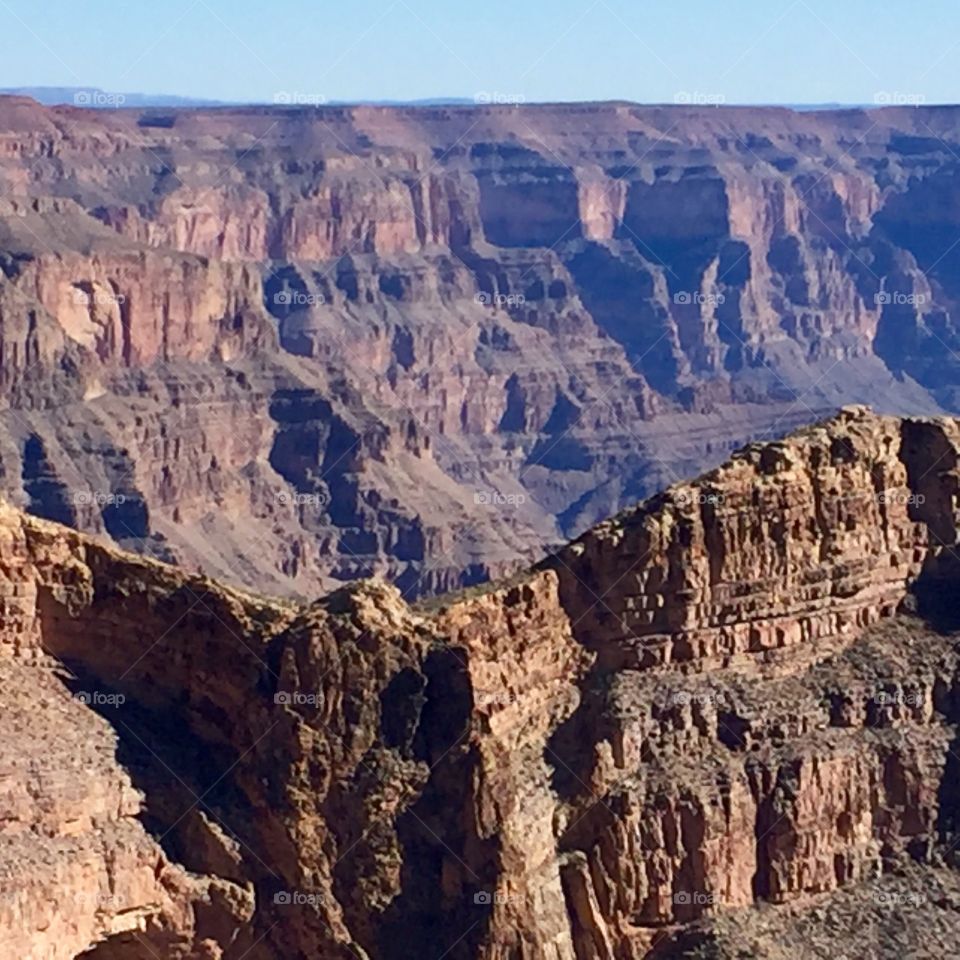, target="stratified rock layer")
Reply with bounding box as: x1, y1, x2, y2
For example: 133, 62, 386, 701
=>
2, 99, 960, 596
1, 408, 960, 958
